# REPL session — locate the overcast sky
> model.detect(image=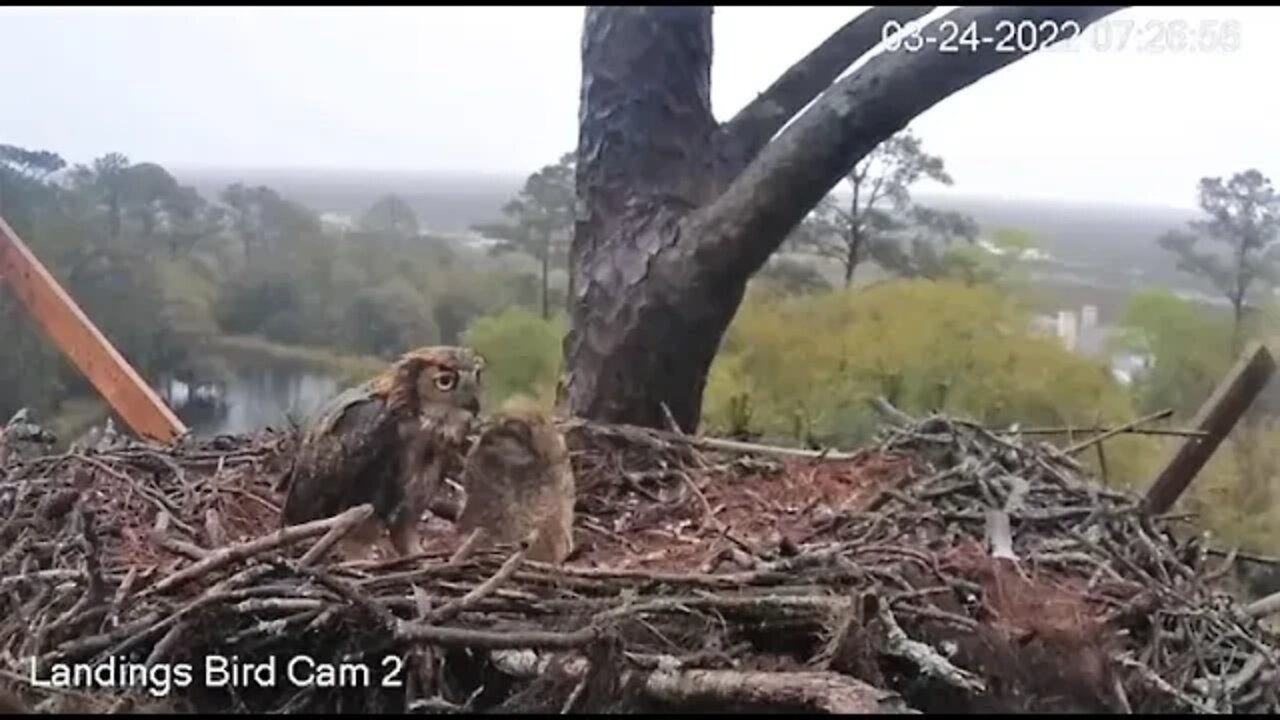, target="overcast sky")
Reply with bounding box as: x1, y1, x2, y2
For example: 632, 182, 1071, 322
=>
4, 6, 1278, 209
